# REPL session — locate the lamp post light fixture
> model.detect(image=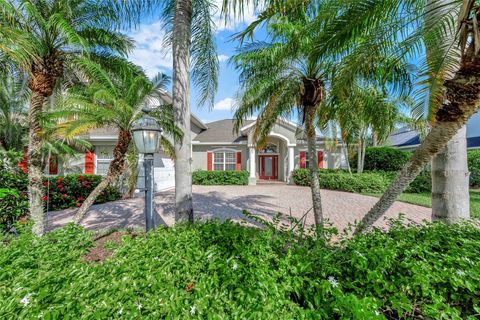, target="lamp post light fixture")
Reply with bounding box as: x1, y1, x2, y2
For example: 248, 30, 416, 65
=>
131, 108, 163, 231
